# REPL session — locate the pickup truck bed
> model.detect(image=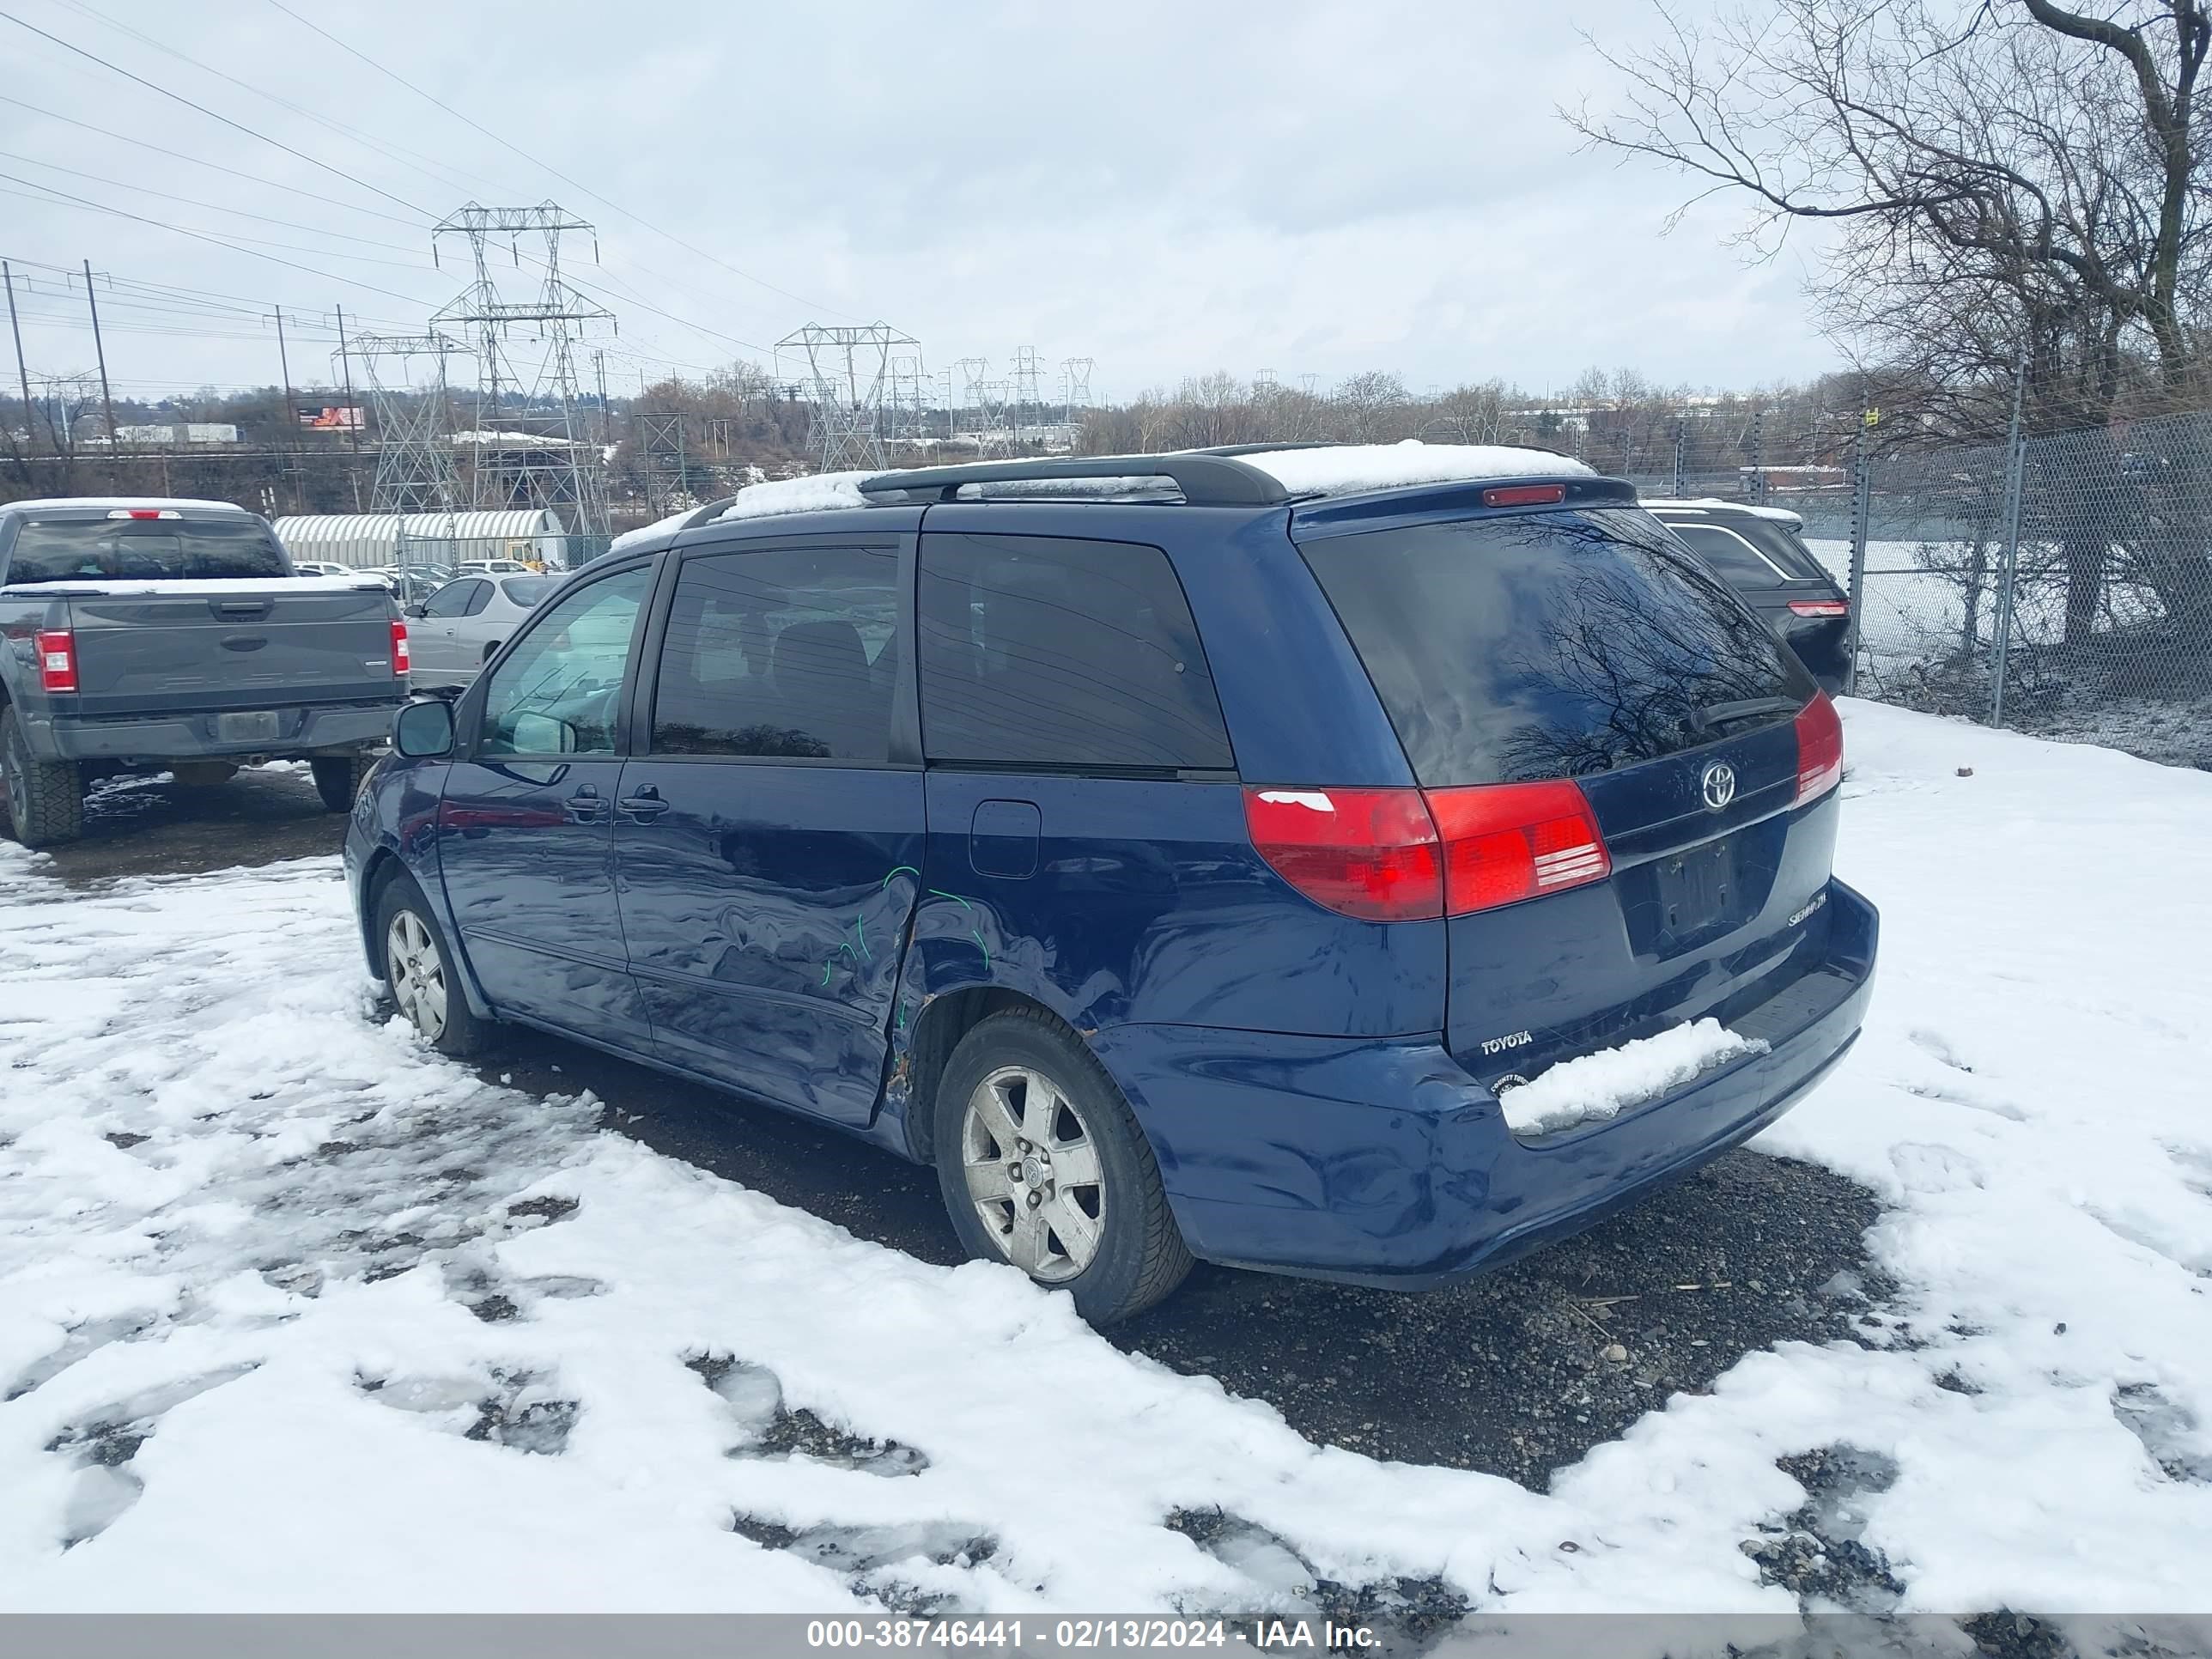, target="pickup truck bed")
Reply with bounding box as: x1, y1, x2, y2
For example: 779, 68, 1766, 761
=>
0, 501, 409, 847
22, 577, 402, 761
